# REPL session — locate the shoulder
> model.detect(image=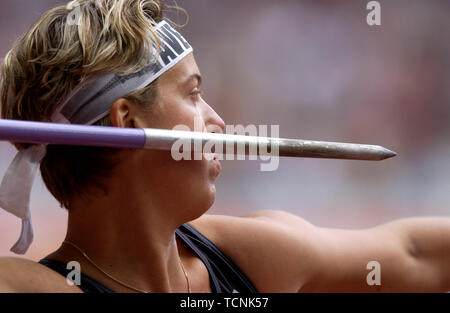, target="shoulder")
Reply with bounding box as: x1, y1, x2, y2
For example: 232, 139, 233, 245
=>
0, 257, 82, 293
189, 210, 316, 245
188, 210, 322, 292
